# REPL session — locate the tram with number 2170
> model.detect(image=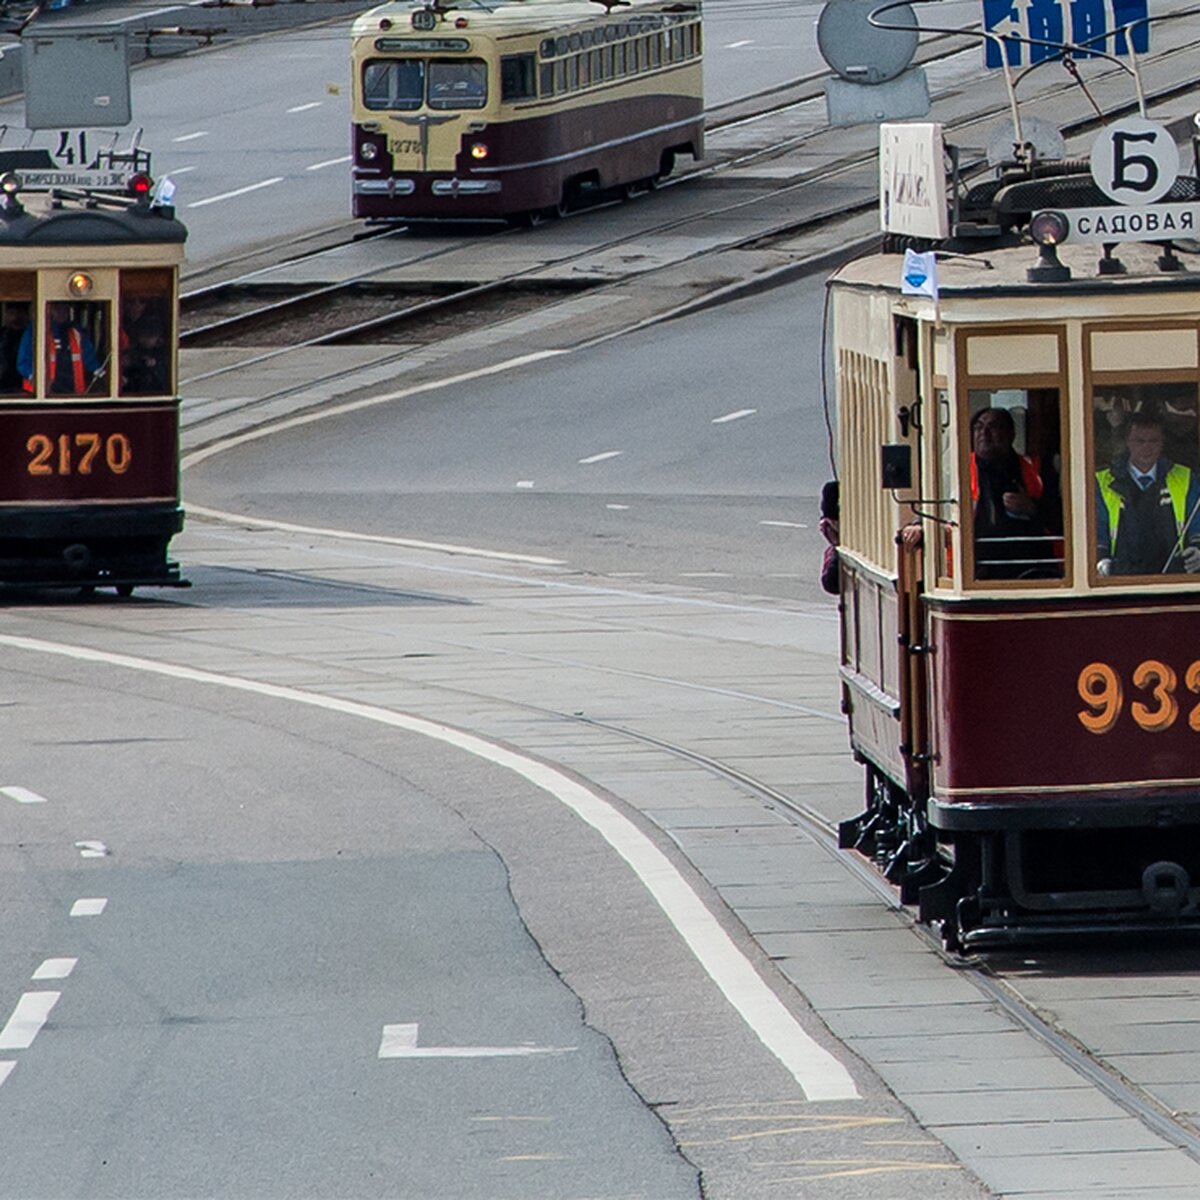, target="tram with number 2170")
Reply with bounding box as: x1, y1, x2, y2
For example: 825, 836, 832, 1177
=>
0, 151, 187, 595
829, 113, 1200, 950
351, 0, 704, 223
